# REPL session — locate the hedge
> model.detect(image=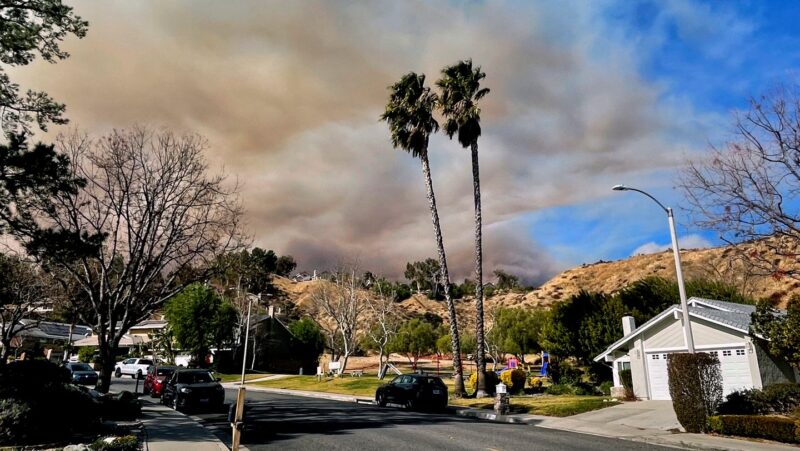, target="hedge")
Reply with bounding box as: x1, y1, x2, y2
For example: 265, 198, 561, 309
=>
708, 415, 800, 444
667, 353, 723, 433
499, 369, 526, 394
467, 371, 500, 395
718, 383, 800, 416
